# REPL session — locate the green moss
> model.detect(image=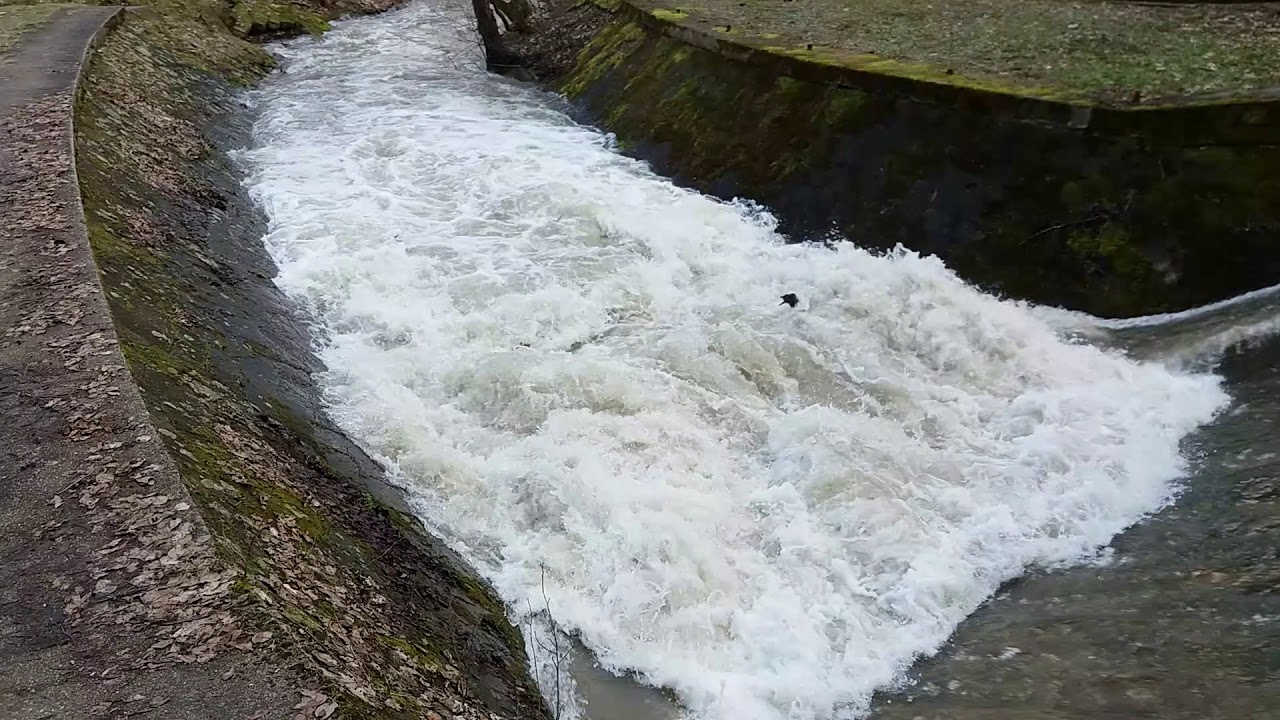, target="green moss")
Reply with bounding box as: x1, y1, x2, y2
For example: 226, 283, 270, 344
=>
285, 608, 325, 631
560, 19, 645, 97
1060, 181, 1087, 211
650, 8, 686, 21
384, 507, 420, 536
1068, 224, 1126, 259
83, 217, 162, 273
120, 339, 185, 377
378, 633, 444, 667
881, 150, 936, 196
761, 44, 1087, 104
771, 75, 806, 100
232, 0, 331, 36
825, 86, 869, 122
119, 6, 275, 83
